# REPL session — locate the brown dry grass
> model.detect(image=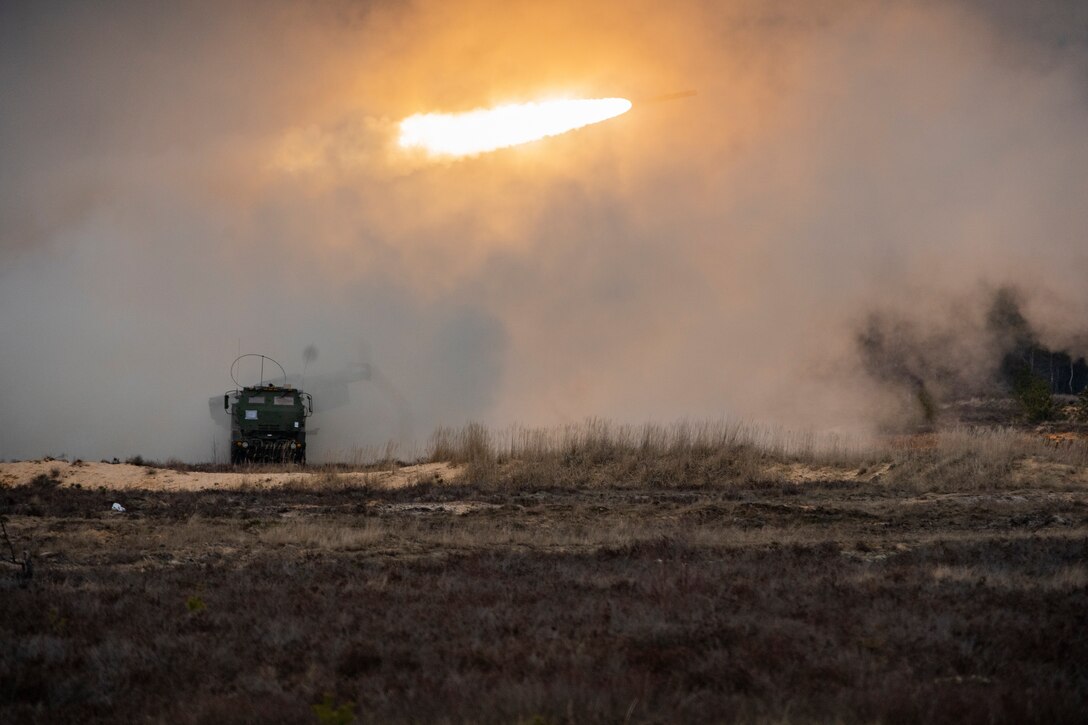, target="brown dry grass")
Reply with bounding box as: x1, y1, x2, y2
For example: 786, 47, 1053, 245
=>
1, 420, 1086, 723
428, 420, 1088, 493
